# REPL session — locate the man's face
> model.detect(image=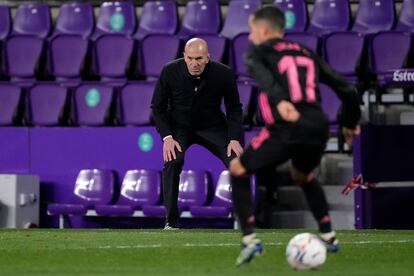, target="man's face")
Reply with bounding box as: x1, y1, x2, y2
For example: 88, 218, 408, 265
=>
248, 16, 267, 45
184, 47, 210, 76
